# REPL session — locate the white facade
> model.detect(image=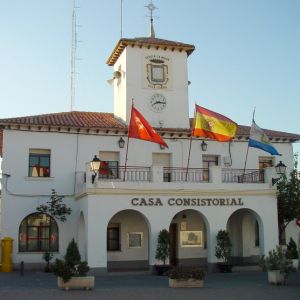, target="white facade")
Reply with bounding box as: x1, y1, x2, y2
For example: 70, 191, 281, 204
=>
0, 33, 299, 272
